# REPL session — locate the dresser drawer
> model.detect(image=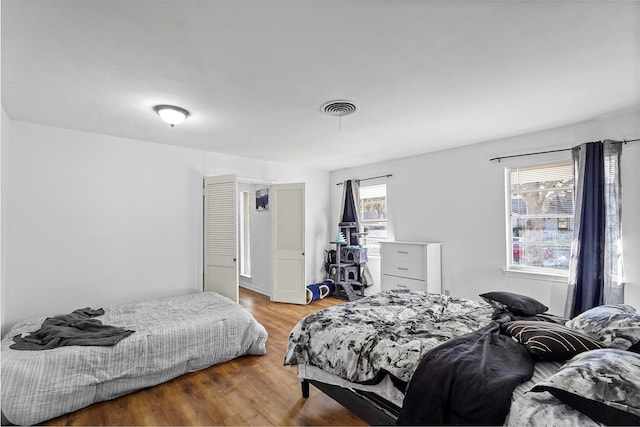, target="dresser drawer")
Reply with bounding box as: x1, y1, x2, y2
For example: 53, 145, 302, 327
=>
381, 274, 427, 292
381, 242, 425, 263
381, 258, 426, 281
381, 241, 442, 294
